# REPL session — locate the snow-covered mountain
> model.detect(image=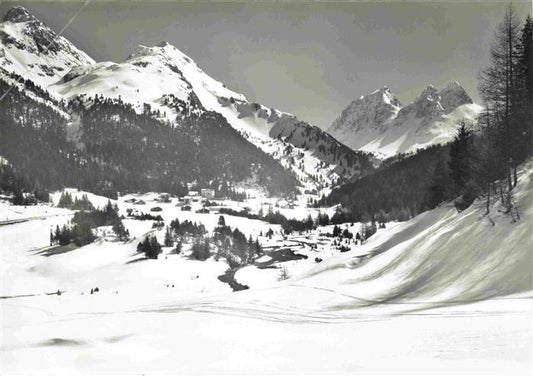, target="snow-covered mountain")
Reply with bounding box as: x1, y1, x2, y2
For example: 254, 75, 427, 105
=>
0, 6, 94, 88
50, 41, 372, 194
328, 82, 483, 159
0, 6, 373, 198
328, 86, 402, 135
